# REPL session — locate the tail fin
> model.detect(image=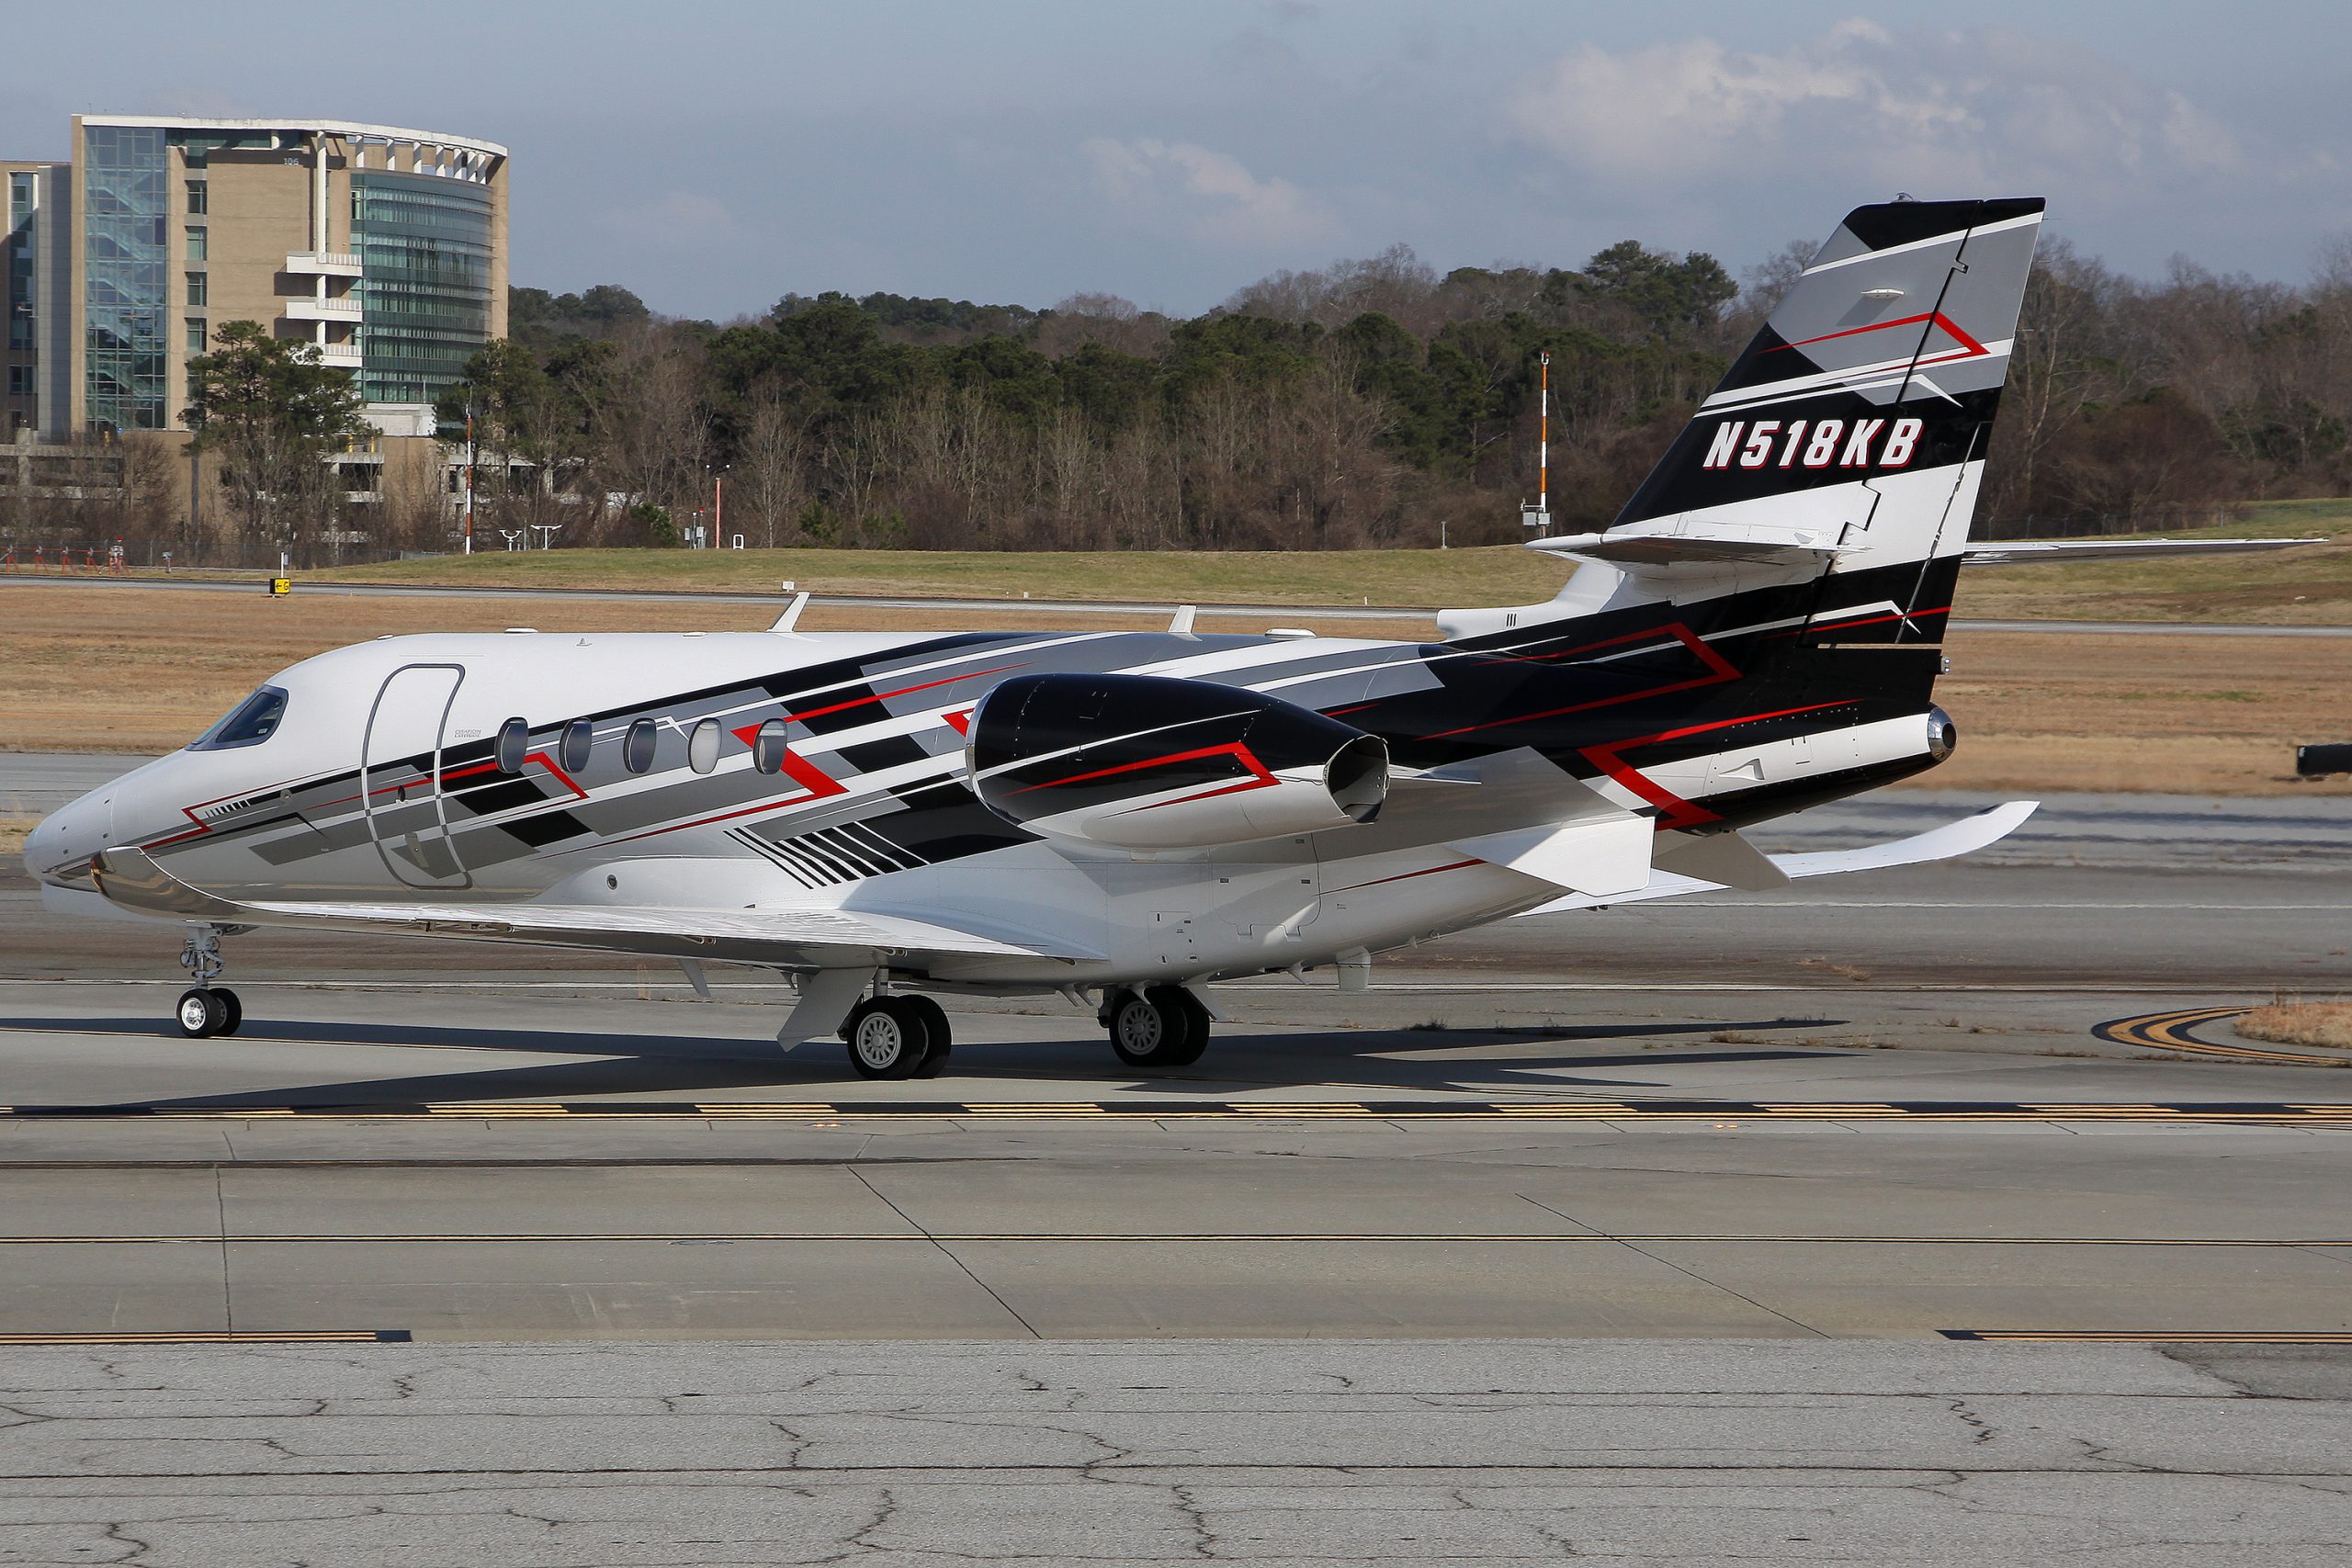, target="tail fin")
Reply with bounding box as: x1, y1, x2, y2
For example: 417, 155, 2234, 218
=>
1475, 197, 2043, 642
